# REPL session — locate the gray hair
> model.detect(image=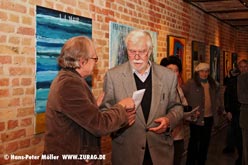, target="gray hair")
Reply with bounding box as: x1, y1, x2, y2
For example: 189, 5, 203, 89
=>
125, 30, 153, 50
57, 36, 92, 69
